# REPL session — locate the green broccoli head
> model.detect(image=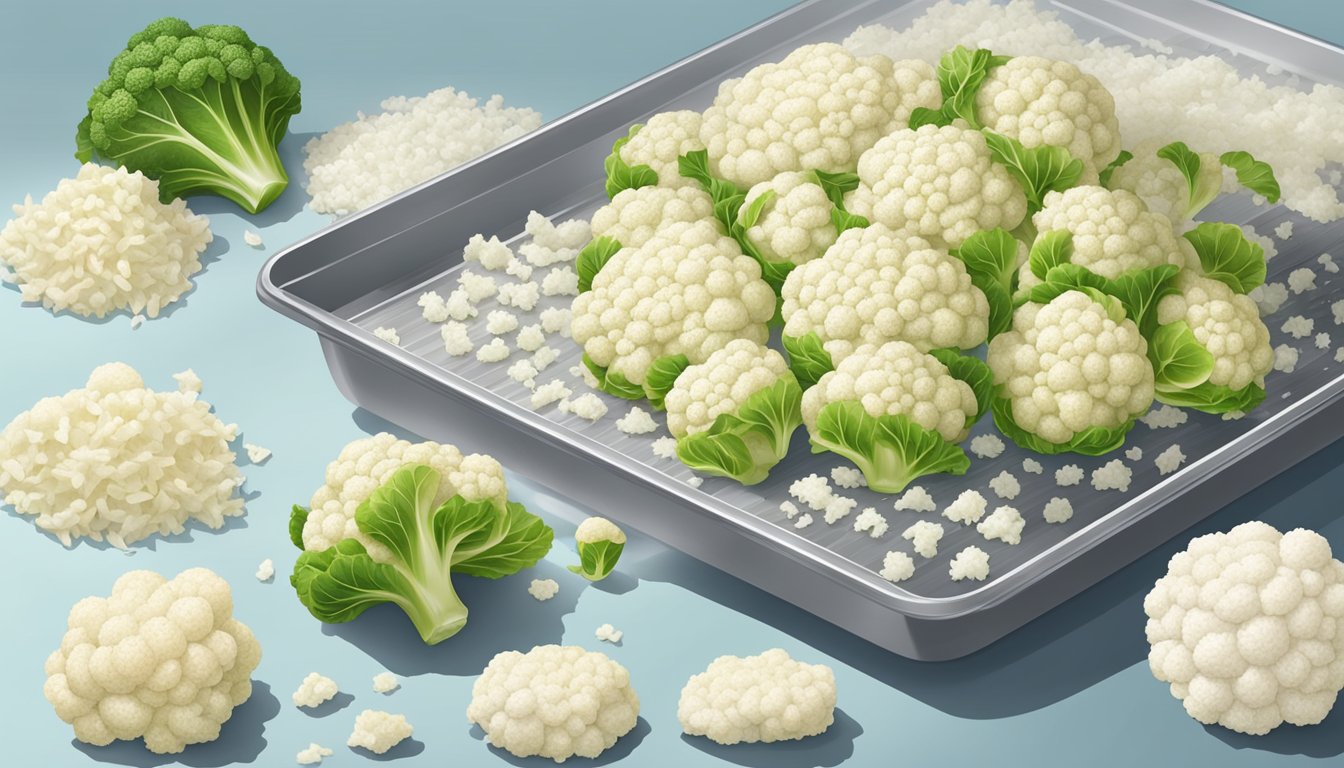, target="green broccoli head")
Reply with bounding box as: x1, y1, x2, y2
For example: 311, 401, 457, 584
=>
76, 17, 302, 214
